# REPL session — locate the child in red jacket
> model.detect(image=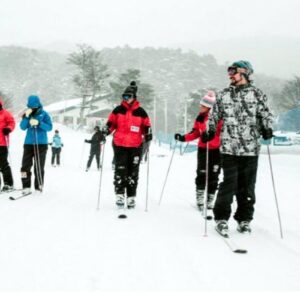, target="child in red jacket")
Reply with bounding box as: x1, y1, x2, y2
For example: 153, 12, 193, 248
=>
174, 91, 222, 210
